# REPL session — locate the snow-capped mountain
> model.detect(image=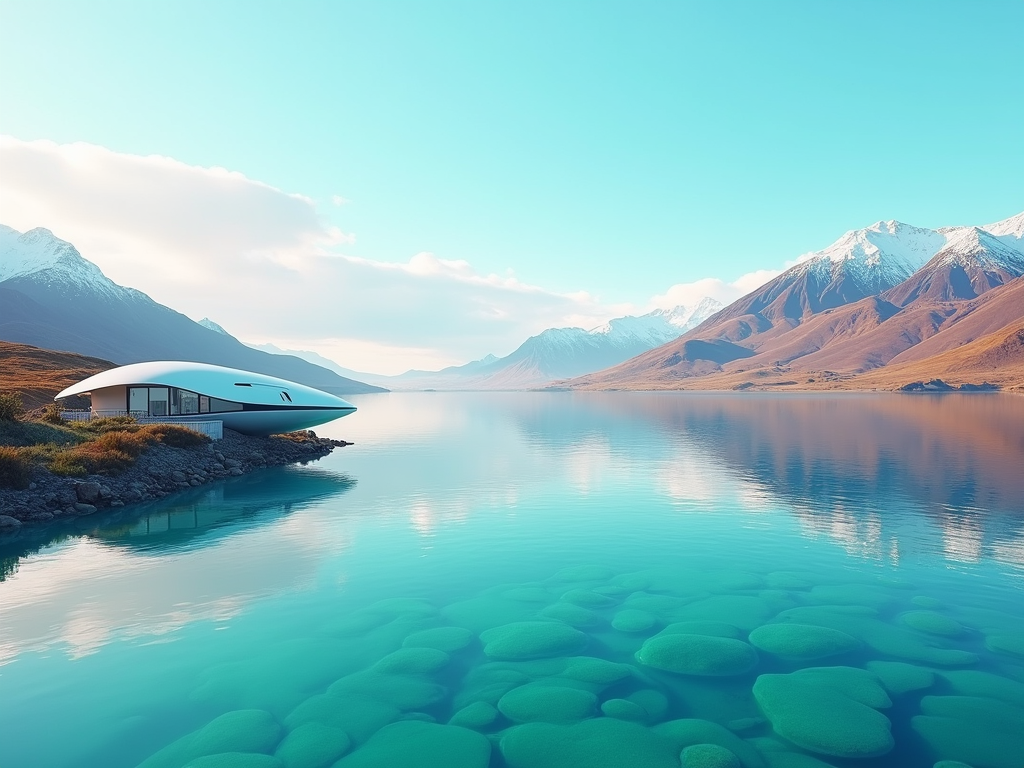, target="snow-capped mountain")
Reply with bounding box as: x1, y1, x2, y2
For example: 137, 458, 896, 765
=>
373, 300, 723, 390
793, 220, 946, 293
885, 224, 1024, 306
985, 211, 1024, 246
0, 225, 383, 394
691, 214, 1023, 335
0, 225, 143, 300
561, 209, 1024, 390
